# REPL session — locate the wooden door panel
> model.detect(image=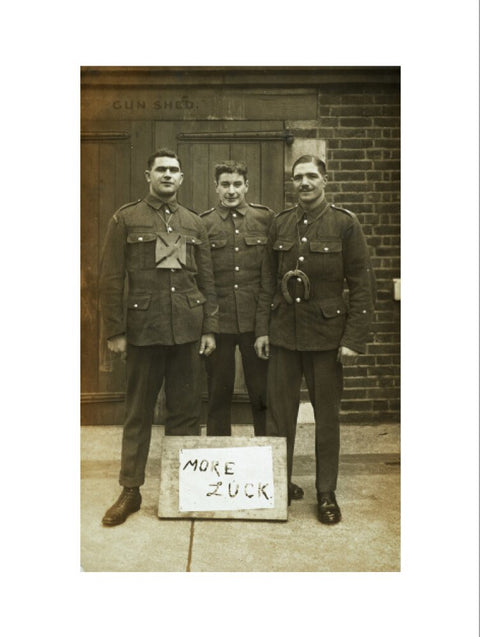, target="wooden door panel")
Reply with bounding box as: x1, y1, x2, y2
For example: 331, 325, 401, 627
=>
173, 128, 286, 402
81, 142, 100, 394
82, 120, 288, 424
261, 141, 285, 213
81, 133, 132, 422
